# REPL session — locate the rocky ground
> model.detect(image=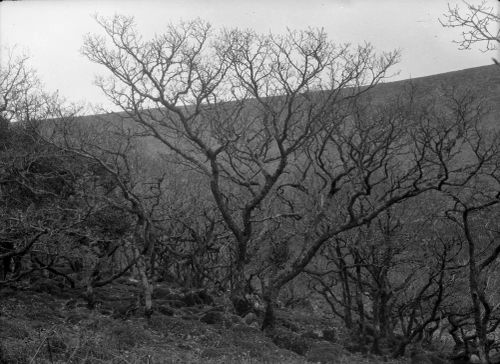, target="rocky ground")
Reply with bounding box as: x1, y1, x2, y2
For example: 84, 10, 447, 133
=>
0, 278, 411, 364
